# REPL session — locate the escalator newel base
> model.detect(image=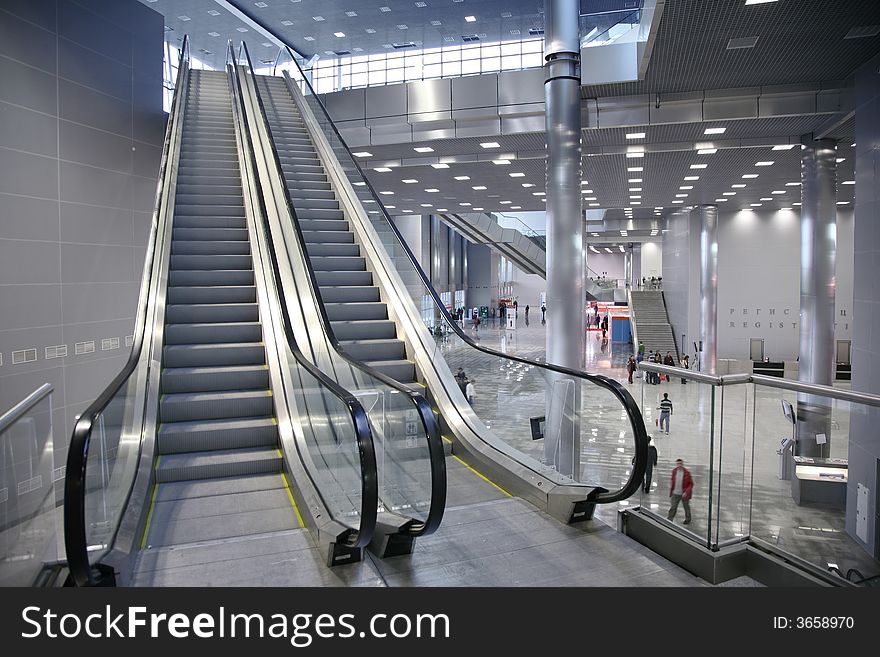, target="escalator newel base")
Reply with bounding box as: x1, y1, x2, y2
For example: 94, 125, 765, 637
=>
368, 532, 416, 559
327, 543, 363, 568
569, 500, 598, 524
